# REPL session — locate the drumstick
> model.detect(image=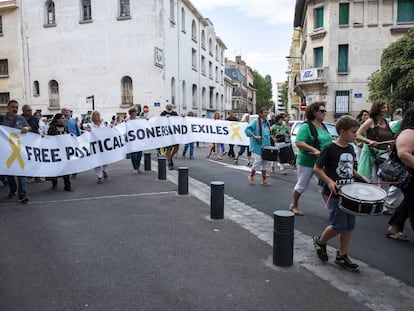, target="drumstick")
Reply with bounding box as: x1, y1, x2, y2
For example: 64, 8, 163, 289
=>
324, 191, 334, 210
376, 140, 395, 145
